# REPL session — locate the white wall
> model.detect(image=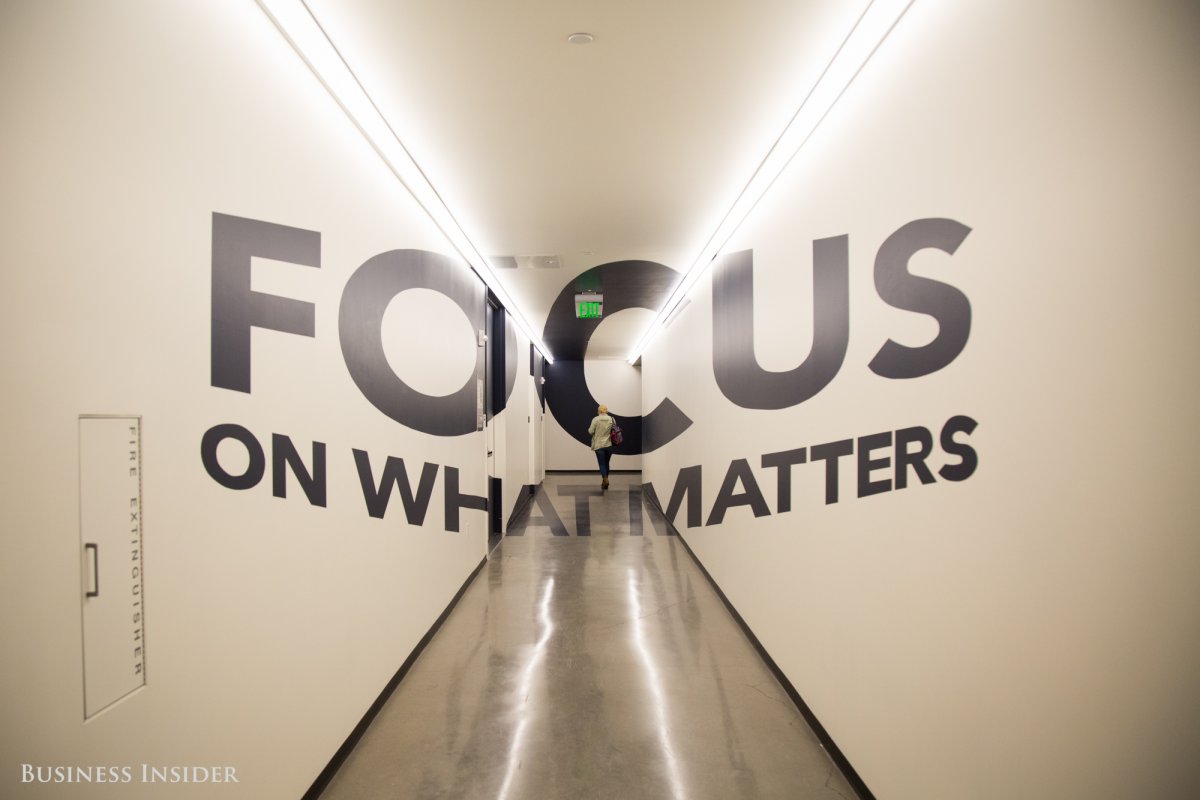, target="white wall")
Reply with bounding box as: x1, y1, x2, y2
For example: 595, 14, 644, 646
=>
545, 359, 642, 471
643, 2, 1200, 798
0, 2, 529, 797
